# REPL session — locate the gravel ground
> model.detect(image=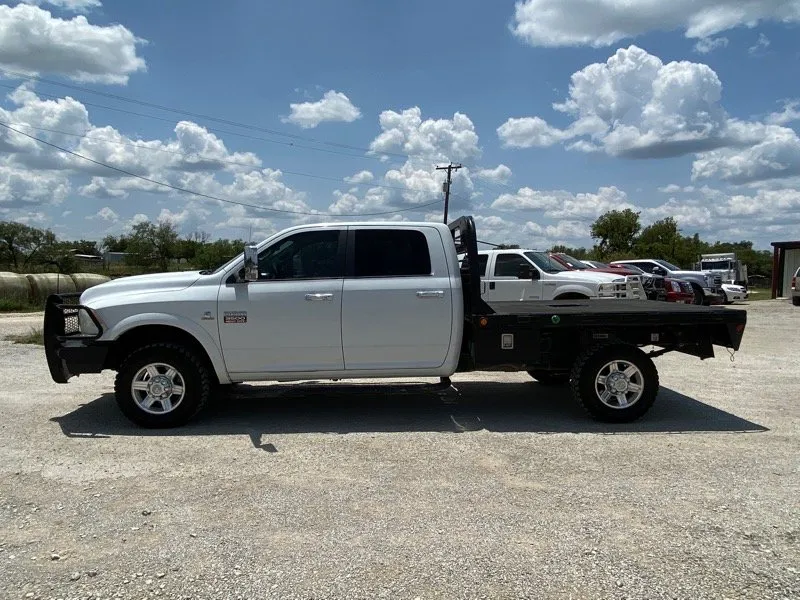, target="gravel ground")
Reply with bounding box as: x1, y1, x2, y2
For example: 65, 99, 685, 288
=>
0, 300, 798, 599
